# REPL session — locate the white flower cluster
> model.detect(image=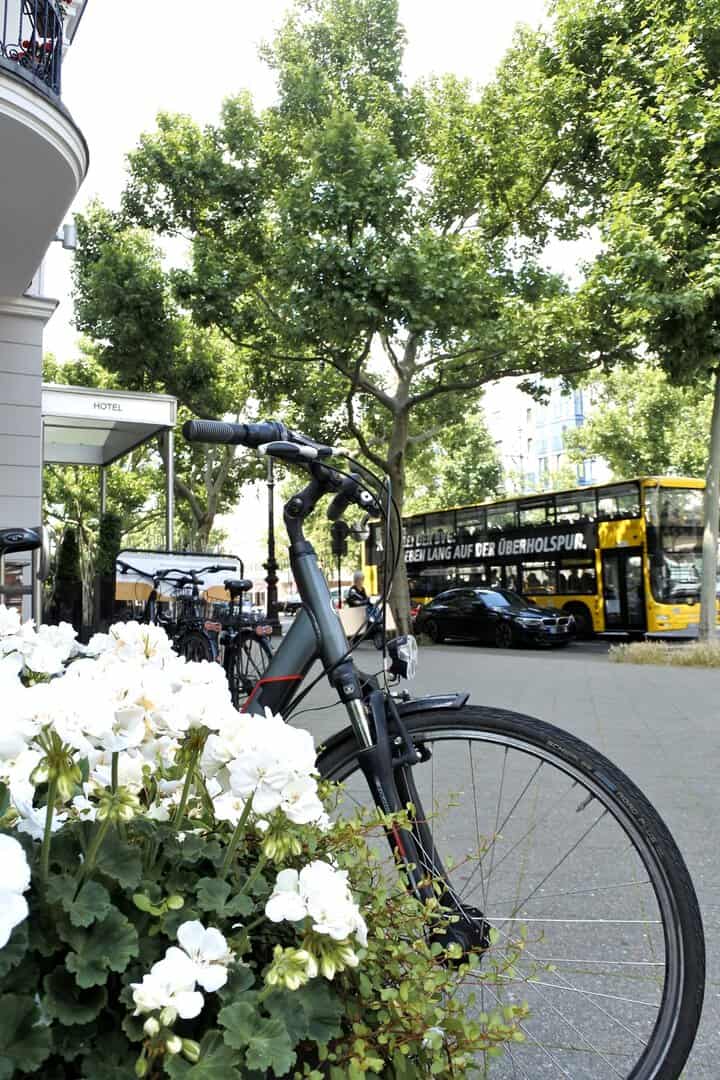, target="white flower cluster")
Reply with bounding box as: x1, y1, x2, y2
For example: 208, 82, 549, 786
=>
202, 710, 328, 827
266, 860, 367, 946
131, 920, 232, 1021
0, 834, 31, 948
0, 611, 326, 831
